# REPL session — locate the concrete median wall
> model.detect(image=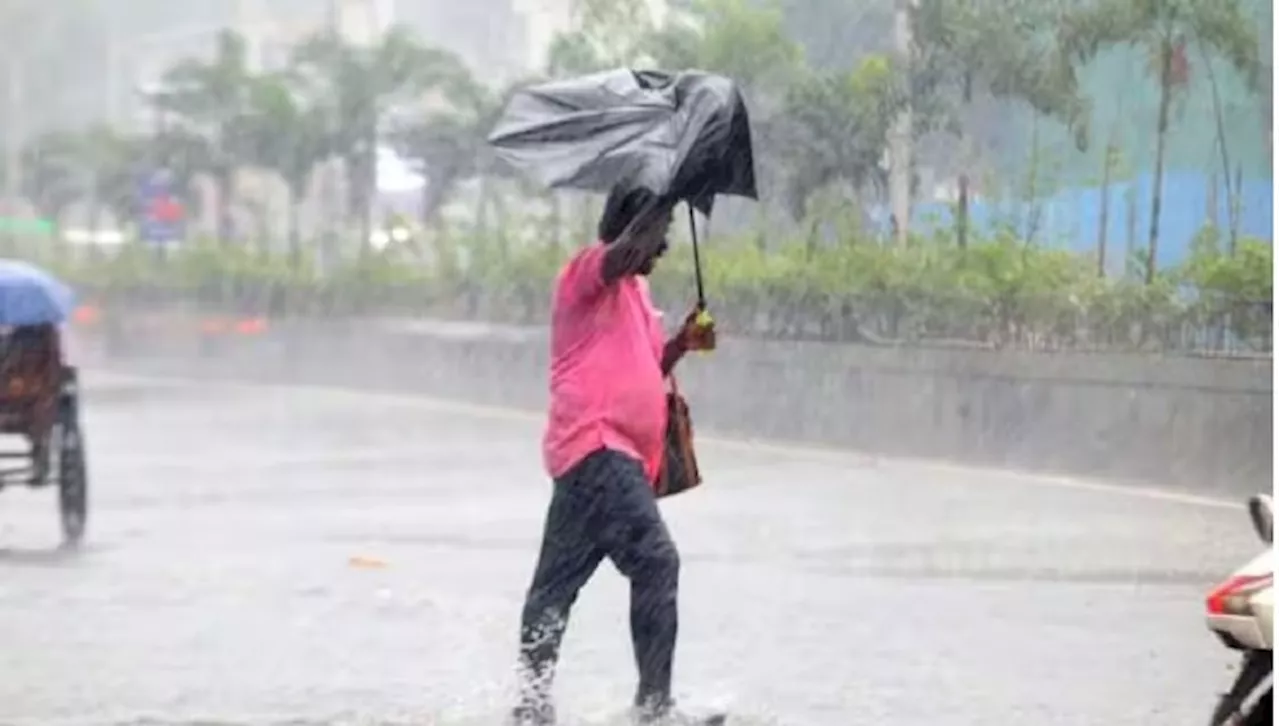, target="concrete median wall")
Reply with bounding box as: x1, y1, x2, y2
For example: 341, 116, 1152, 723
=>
77, 314, 1273, 499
